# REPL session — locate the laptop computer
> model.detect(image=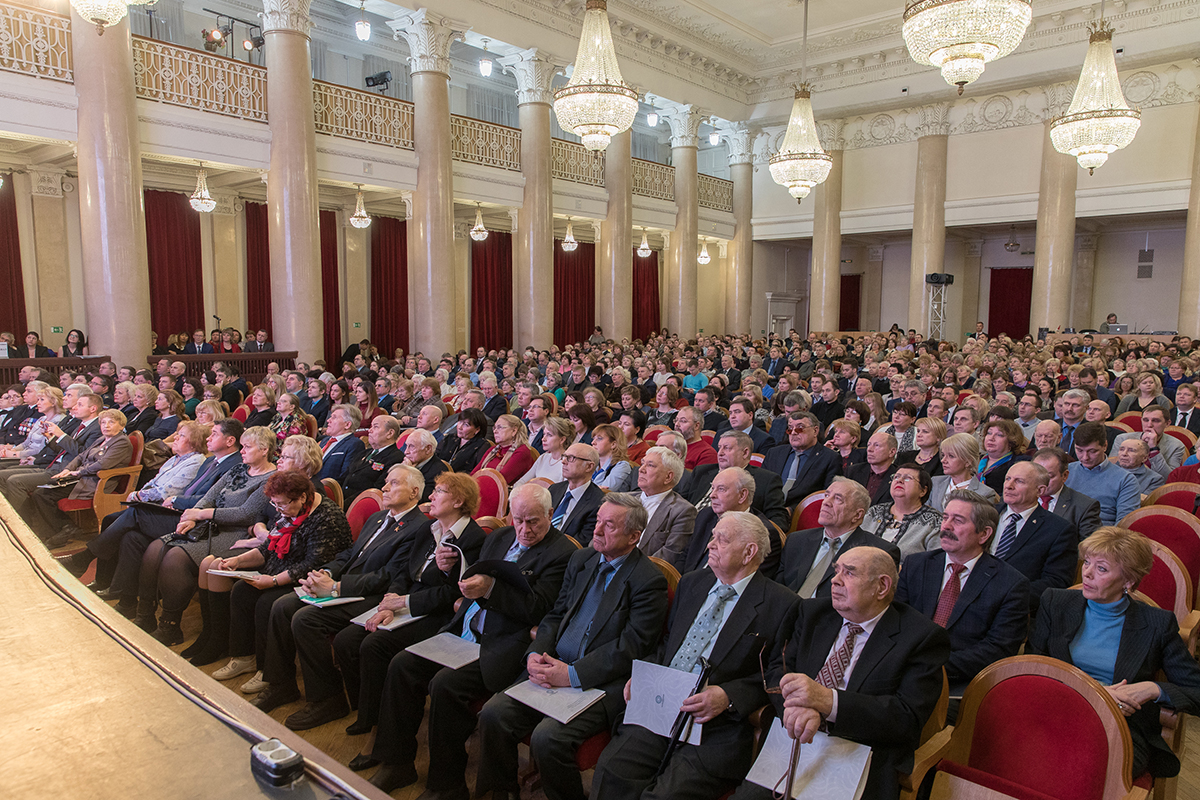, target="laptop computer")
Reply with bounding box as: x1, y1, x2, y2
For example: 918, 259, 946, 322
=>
1107, 324, 1129, 335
